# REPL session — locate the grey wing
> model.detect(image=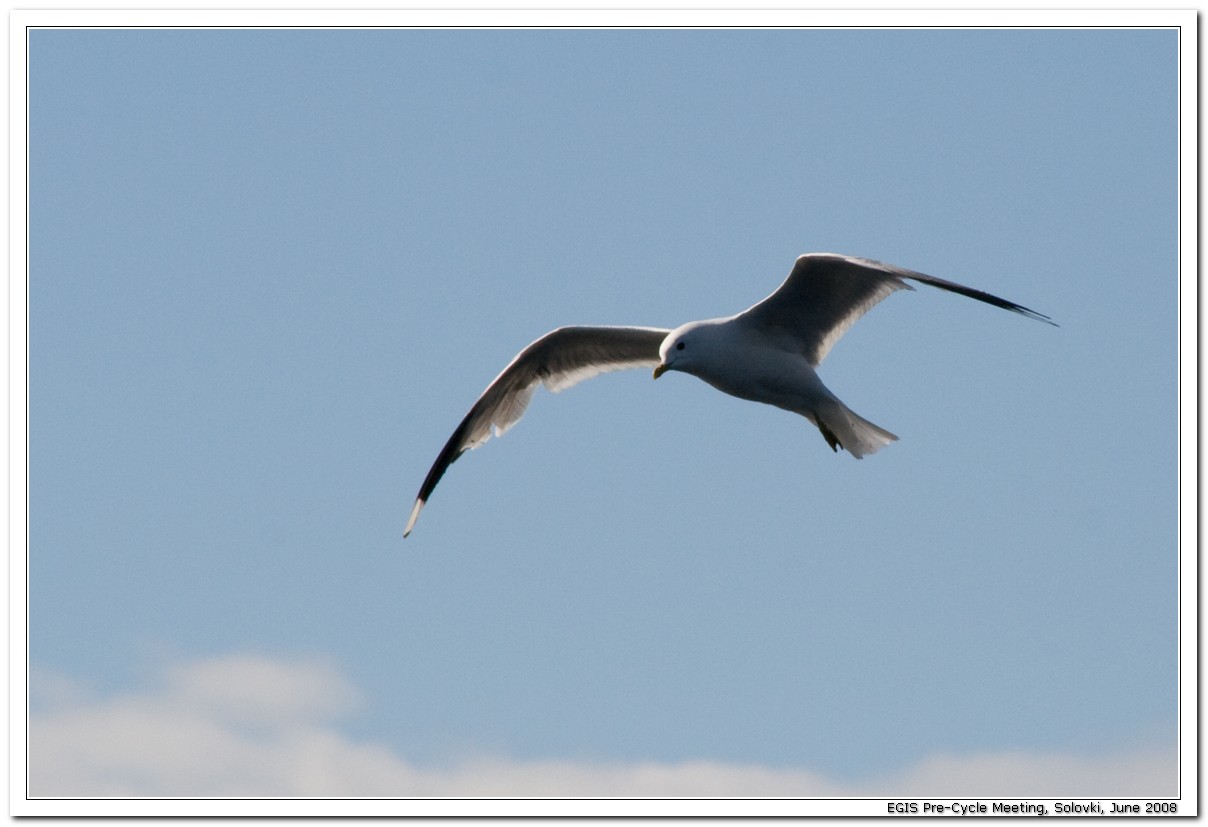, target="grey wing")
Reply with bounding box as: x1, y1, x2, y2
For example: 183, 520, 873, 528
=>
404, 325, 671, 537
739, 253, 1055, 366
